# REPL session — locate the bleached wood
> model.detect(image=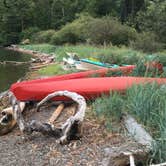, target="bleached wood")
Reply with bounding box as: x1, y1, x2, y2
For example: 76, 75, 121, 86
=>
0, 90, 9, 100
37, 90, 86, 144
122, 114, 155, 150
0, 102, 25, 135
37, 90, 86, 122
47, 103, 64, 124
10, 91, 86, 144
150, 162, 166, 166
